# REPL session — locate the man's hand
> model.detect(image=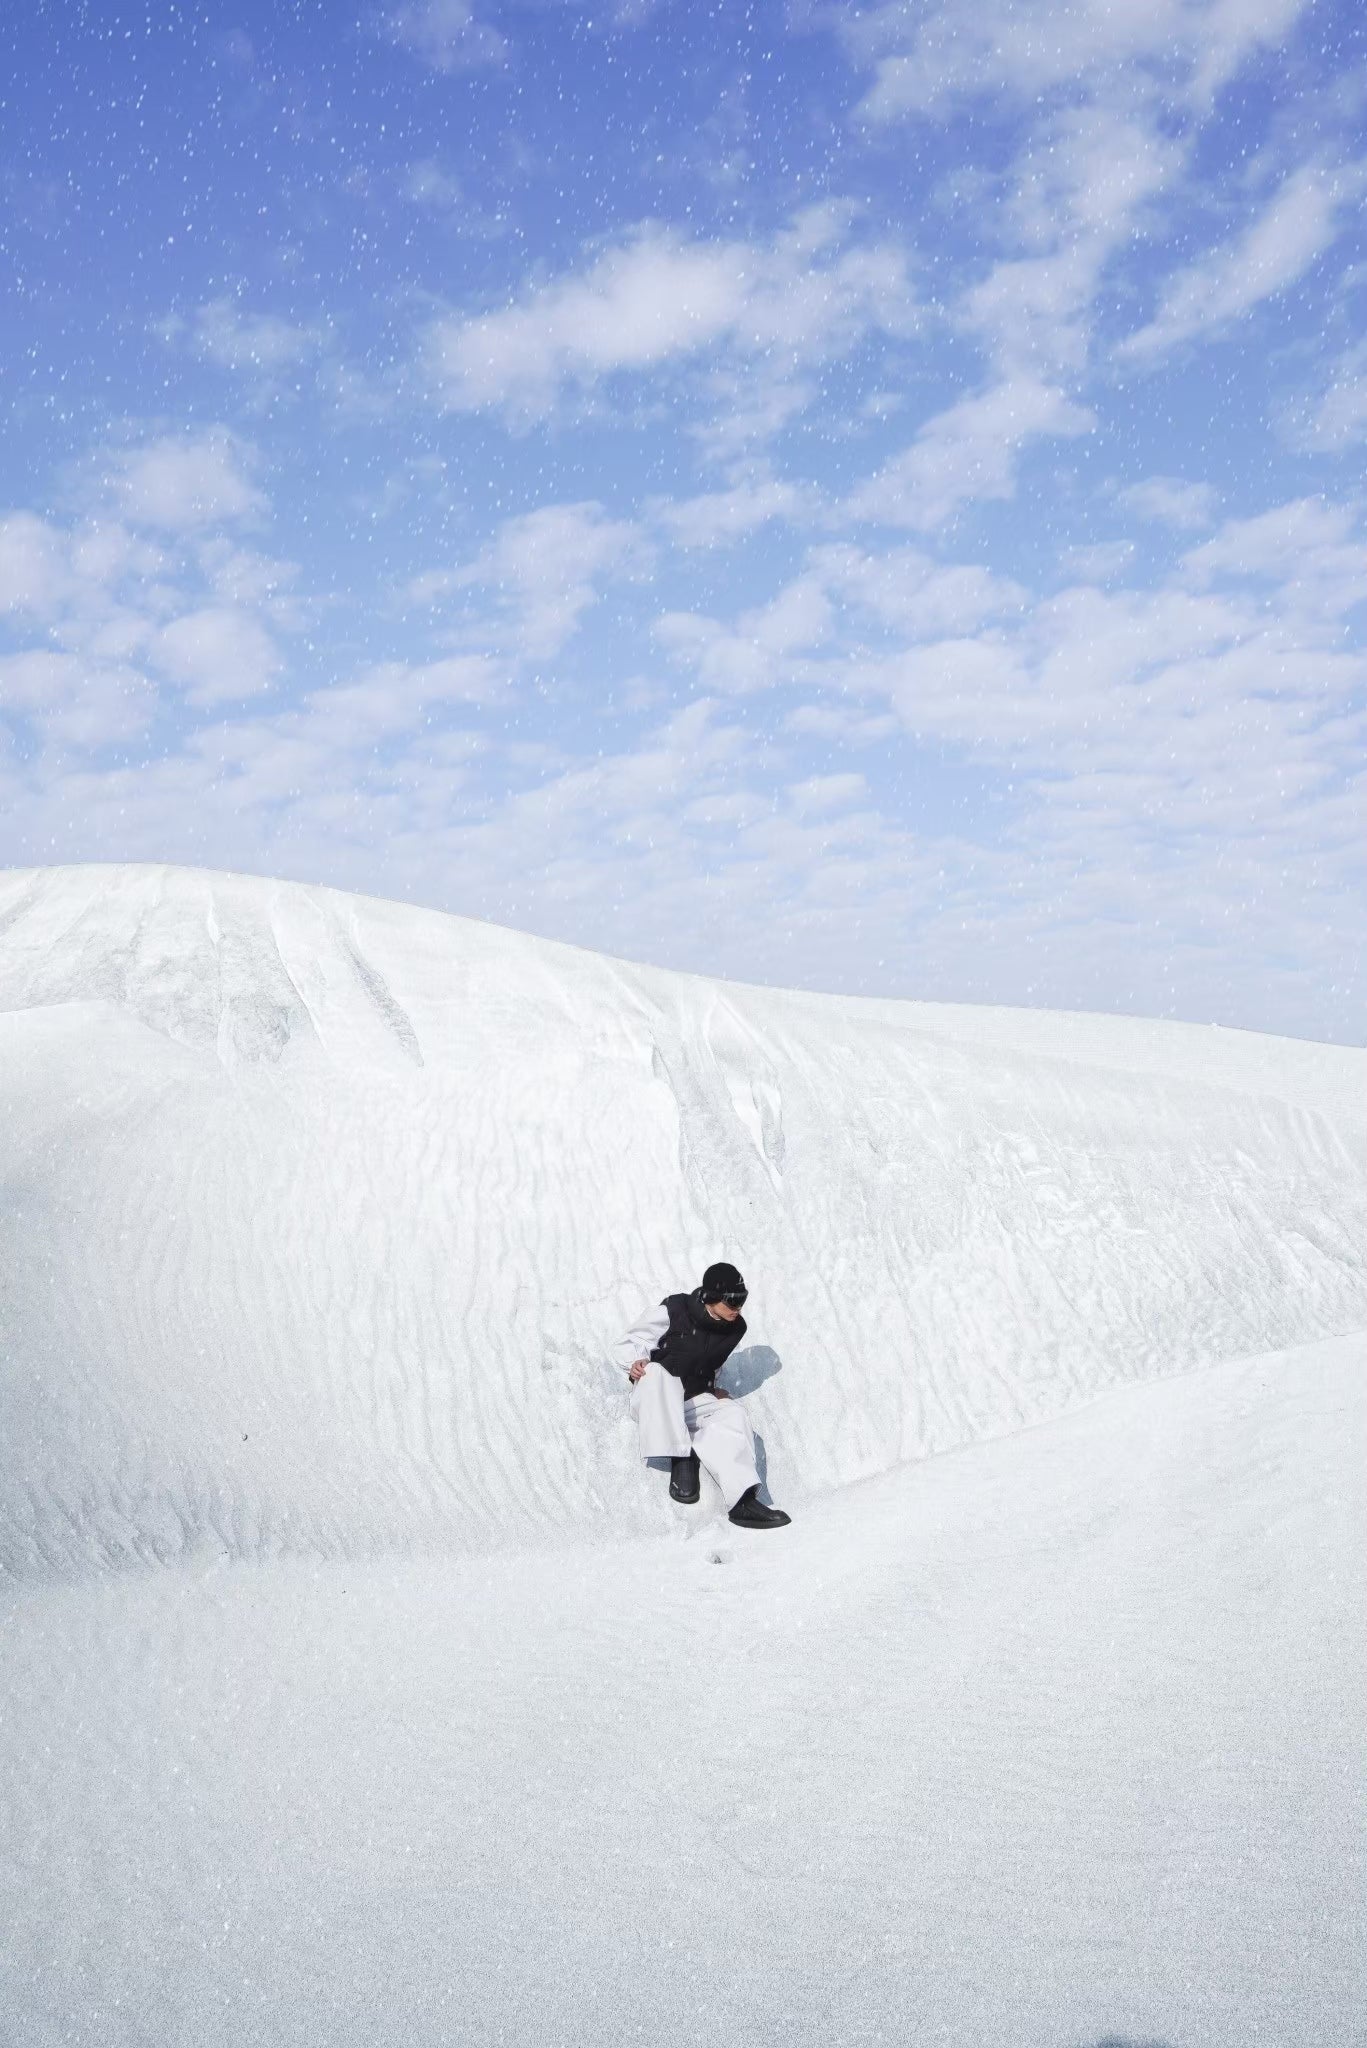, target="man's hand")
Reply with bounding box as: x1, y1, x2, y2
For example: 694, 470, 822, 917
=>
627, 1358, 649, 1383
